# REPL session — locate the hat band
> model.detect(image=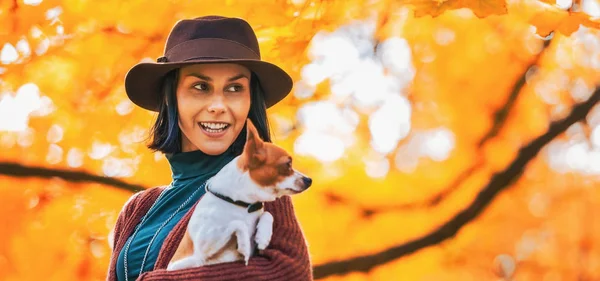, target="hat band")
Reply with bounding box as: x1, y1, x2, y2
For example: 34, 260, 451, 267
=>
164, 38, 260, 62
